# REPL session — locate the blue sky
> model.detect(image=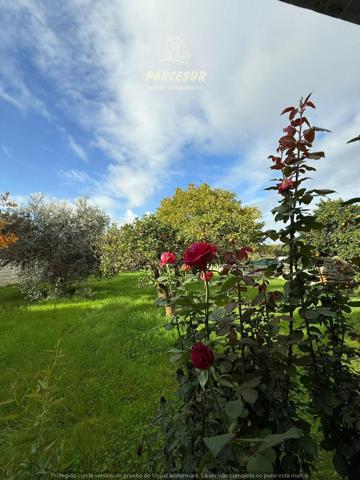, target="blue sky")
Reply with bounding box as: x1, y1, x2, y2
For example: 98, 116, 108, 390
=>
1, 0, 360, 227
